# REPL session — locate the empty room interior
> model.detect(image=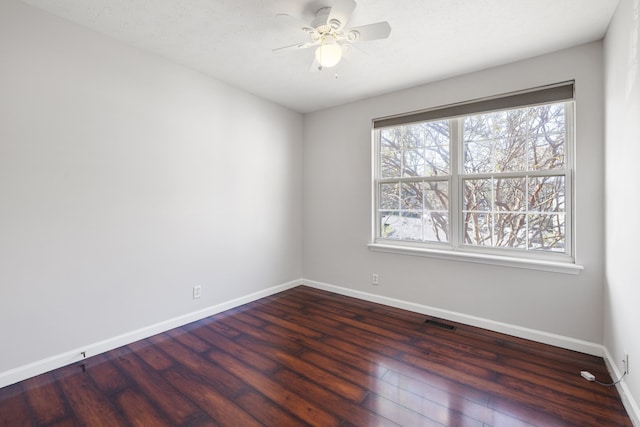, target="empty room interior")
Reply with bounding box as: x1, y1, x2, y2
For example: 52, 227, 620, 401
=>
1, 0, 639, 425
